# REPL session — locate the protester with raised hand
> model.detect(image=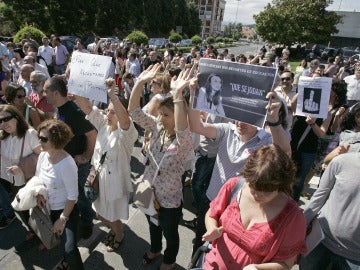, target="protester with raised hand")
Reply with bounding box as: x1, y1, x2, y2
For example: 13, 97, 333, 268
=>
188, 76, 291, 254
128, 64, 193, 270
72, 78, 137, 252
